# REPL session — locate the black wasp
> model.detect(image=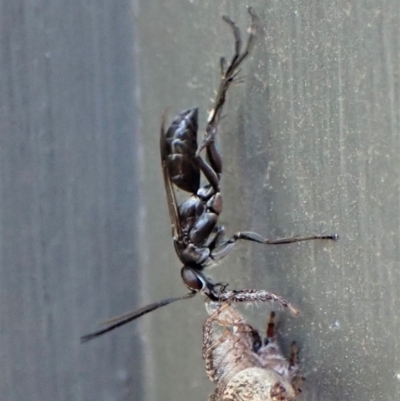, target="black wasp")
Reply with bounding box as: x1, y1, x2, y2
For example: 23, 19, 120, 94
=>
81, 8, 337, 342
